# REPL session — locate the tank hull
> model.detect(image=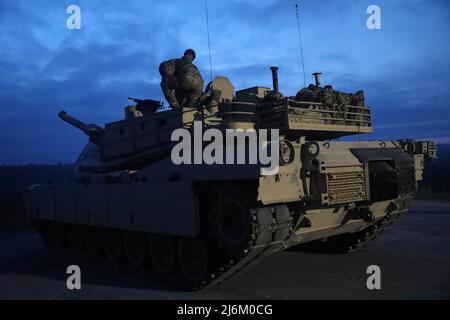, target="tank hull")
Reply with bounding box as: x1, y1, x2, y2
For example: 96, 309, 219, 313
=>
23, 139, 426, 289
